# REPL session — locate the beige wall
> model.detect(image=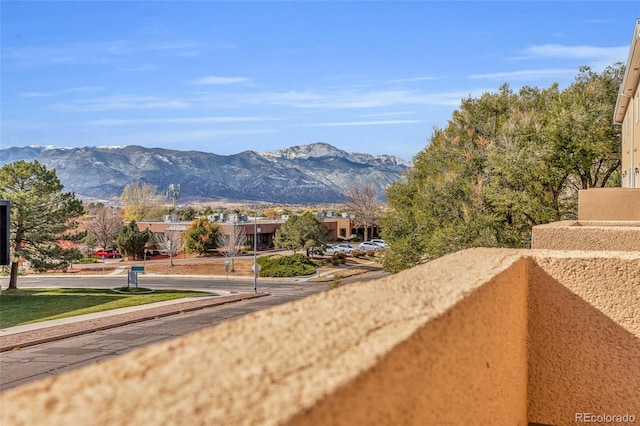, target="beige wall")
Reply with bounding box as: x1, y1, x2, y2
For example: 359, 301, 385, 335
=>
532, 219, 640, 251
527, 252, 640, 425
2, 249, 639, 426
615, 19, 640, 188
577, 188, 640, 220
